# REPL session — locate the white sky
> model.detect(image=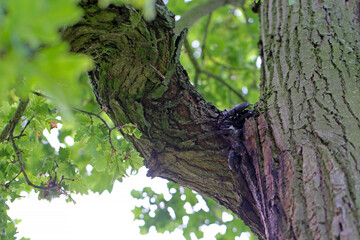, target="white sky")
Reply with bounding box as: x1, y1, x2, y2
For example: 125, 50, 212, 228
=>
7, 122, 250, 240
8, 168, 250, 240
8, 168, 186, 240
